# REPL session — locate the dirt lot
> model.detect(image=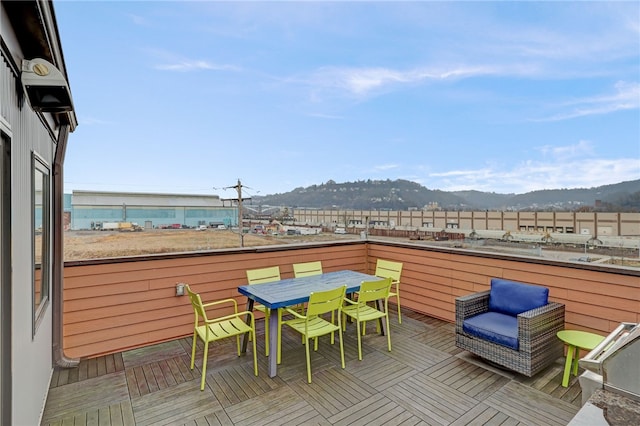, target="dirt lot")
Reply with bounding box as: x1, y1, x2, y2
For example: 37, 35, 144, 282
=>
64, 228, 640, 268
64, 229, 356, 261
